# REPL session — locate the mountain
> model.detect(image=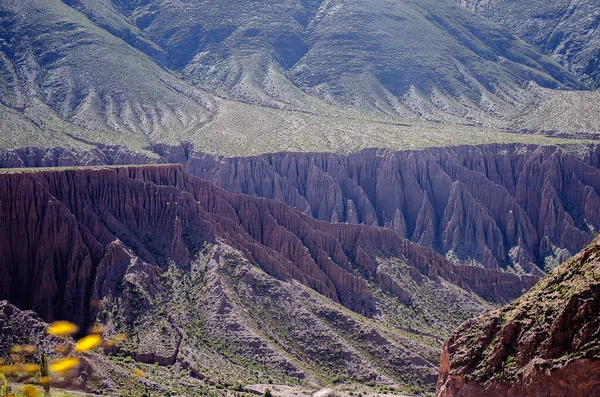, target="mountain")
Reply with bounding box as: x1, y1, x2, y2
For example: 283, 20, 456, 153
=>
1, 164, 534, 394
456, 0, 600, 89
436, 235, 600, 397
1, 0, 599, 157
186, 144, 600, 275
58, 0, 585, 111
3, 143, 600, 279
